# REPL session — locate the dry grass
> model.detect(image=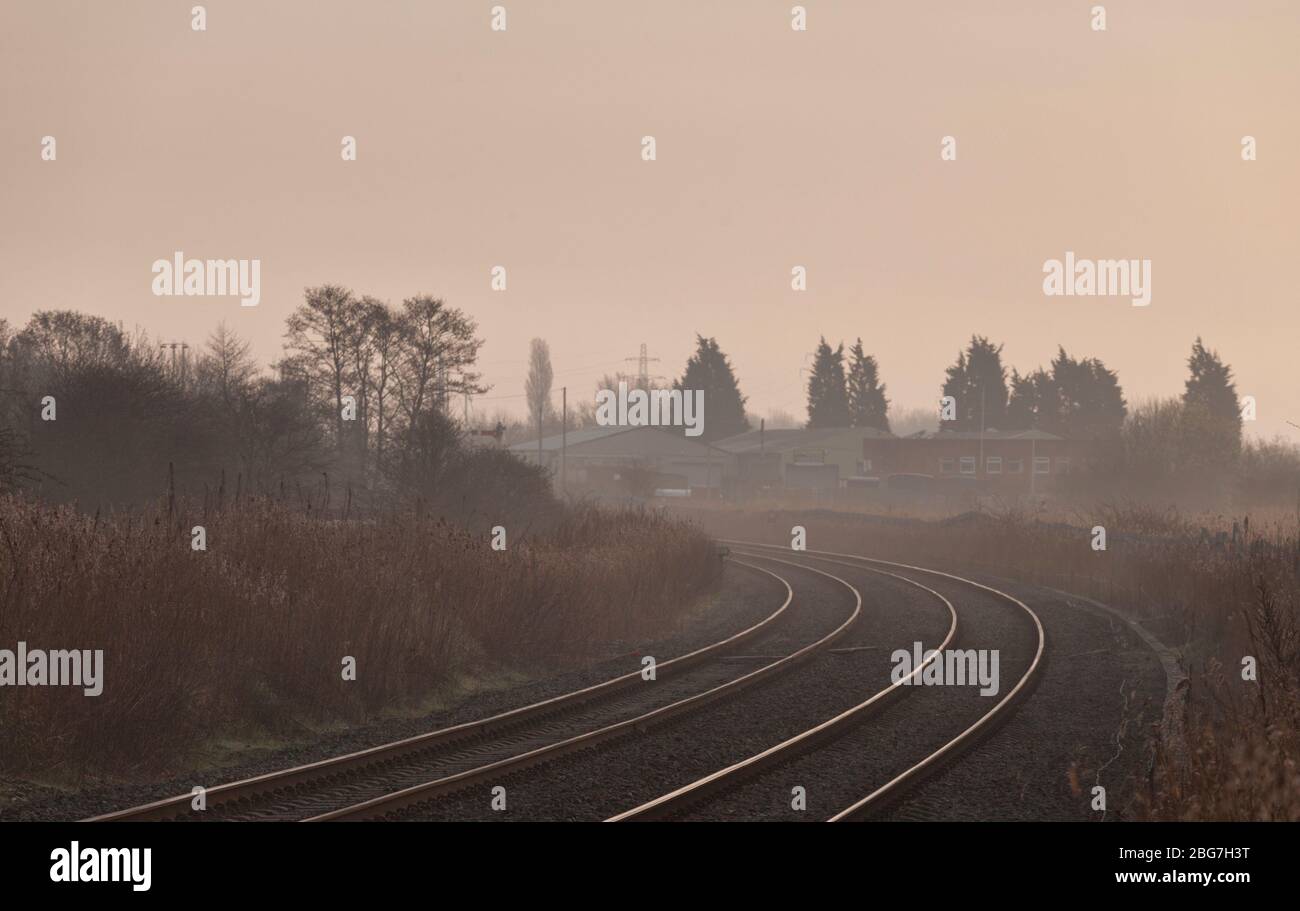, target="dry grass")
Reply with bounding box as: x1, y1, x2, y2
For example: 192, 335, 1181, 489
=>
0, 495, 719, 780
696, 490, 1300, 536
685, 502, 1300, 820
